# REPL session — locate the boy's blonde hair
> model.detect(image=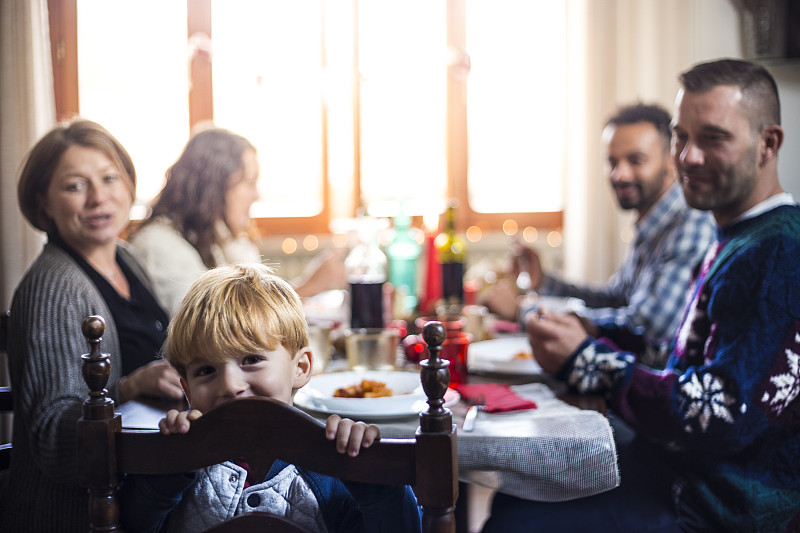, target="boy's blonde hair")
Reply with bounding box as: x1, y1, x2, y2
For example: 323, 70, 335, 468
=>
164, 263, 310, 378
